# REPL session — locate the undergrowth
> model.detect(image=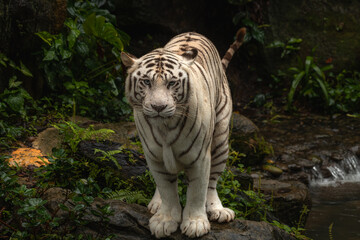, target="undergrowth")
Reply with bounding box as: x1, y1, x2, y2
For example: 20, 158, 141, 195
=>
0, 118, 311, 239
